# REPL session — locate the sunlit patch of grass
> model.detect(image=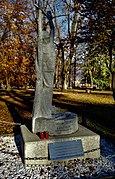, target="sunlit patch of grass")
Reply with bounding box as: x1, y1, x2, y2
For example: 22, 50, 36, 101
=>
53, 90, 115, 105
0, 89, 115, 137
53, 89, 115, 138
0, 95, 27, 108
